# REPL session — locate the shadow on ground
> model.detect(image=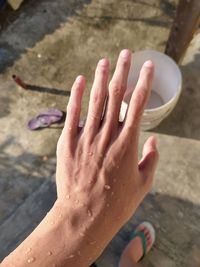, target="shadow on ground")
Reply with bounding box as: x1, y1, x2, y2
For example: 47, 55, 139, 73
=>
26, 84, 71, 96
0, 137, 56, 225
77, 0, 176, 28
0, 0, 92, 73
0, 0, 178, 74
